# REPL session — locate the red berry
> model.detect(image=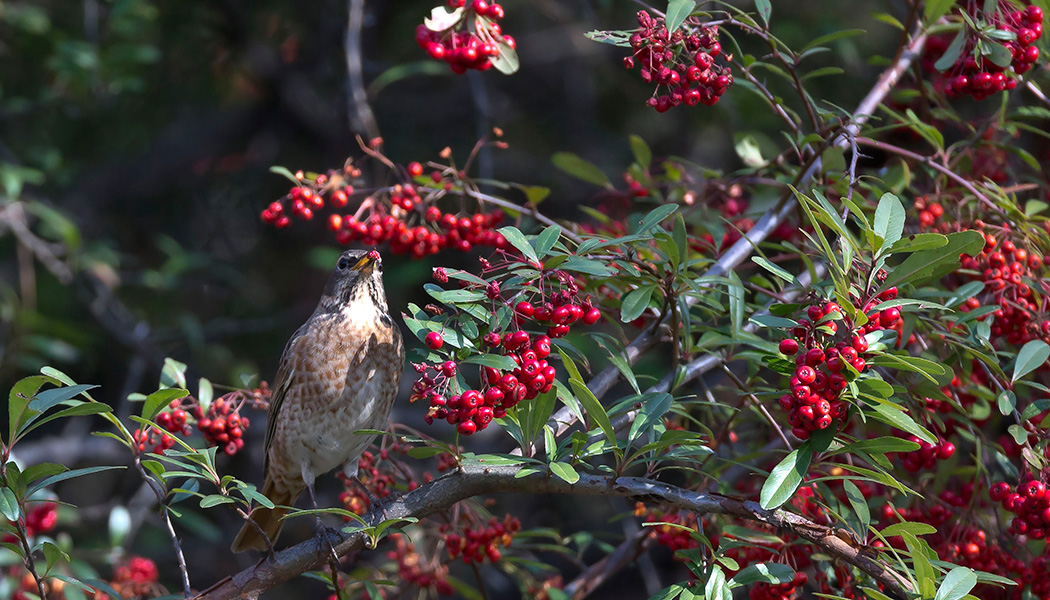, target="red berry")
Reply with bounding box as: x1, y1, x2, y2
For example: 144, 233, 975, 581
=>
779, 339, 799, 355
425, 332, 445, 350
796, 365, 816, 384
